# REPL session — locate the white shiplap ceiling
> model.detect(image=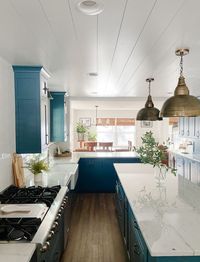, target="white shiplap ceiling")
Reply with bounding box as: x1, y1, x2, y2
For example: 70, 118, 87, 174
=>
1, 0, 200, 100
